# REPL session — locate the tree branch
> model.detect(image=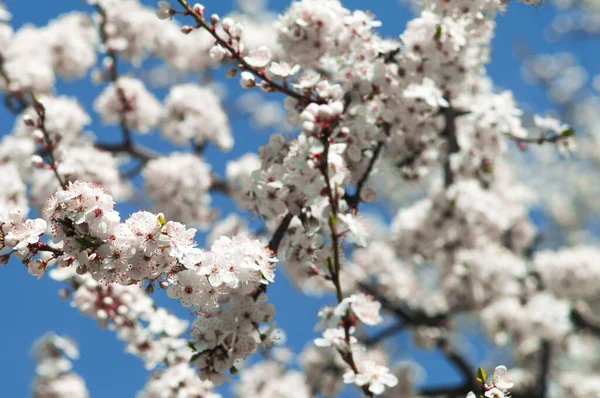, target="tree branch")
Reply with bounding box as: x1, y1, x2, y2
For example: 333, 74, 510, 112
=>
364, 322, 405, 347
358, 282, 449, 328
95, 142, 159, 162
346, 139, 385, 211
537, 340, 551, 398
571, 301, 600, 335
175, 0, 319, 105
267, 213, 293, 254
441, 107, 462, 188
